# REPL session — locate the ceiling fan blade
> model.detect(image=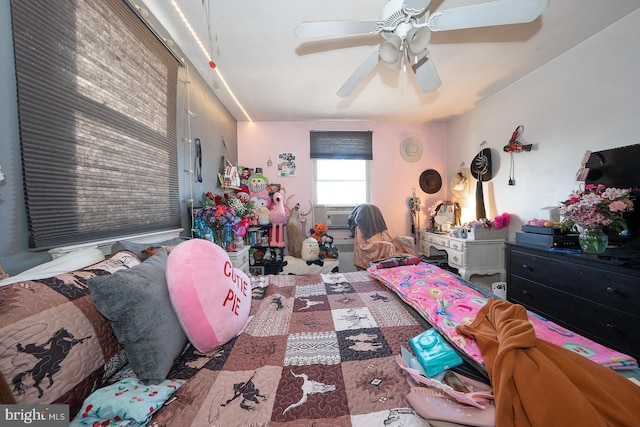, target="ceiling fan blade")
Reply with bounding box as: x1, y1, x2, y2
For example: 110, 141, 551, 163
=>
295, 20, 382, 39
337, 48, 380, 97
402, 0, 431, 17
409, 52, 441, 93
427, 0, 549, 32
